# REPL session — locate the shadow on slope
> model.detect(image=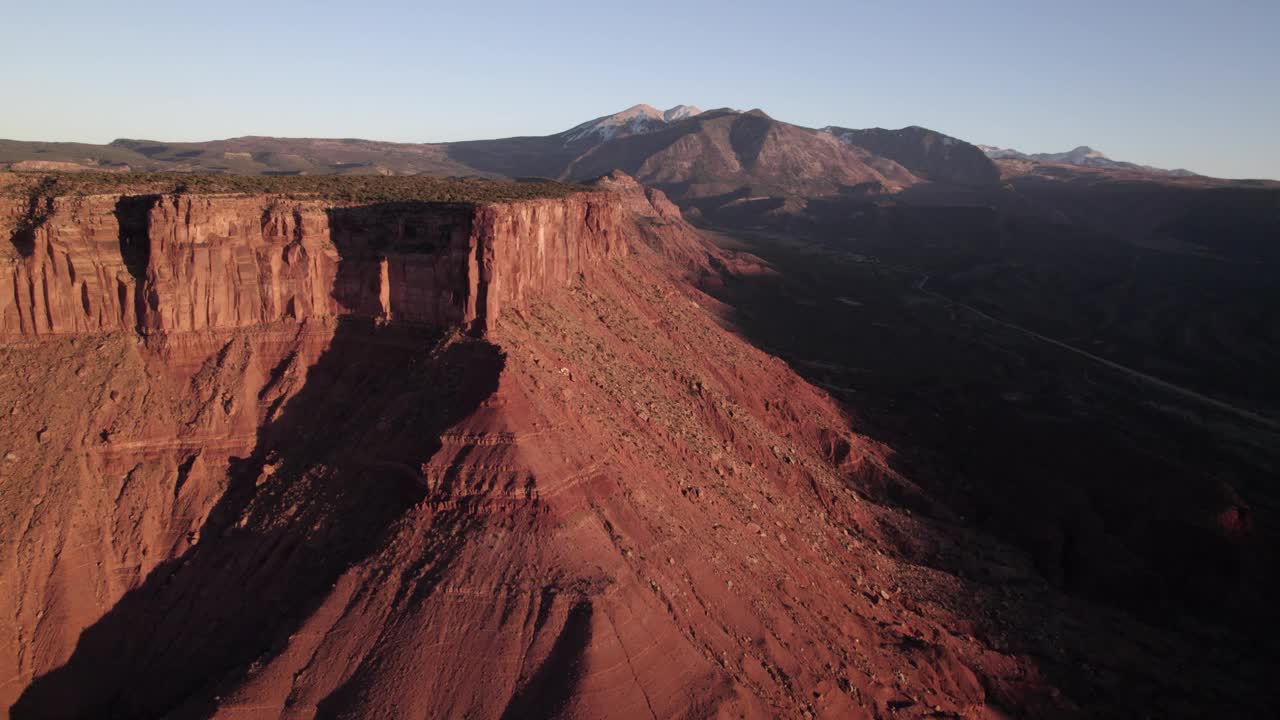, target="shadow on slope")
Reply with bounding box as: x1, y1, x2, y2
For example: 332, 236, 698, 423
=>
714, 222, 1279, 618
706, 223, 1280, 714
12, 203, 506, 719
